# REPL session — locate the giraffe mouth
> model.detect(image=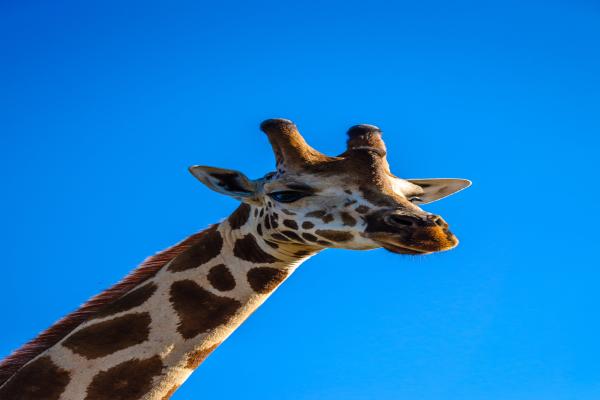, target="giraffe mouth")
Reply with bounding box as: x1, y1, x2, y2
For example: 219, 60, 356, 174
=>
364, 232, 456, 255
